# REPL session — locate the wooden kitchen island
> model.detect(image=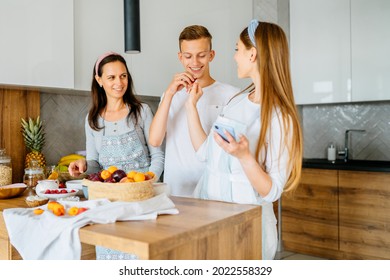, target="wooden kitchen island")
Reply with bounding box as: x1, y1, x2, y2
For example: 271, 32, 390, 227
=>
0, 196, 262, 260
